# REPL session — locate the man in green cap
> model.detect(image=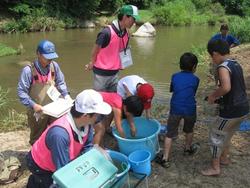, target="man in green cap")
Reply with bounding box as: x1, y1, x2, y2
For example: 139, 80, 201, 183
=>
85, 5, 140, 92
